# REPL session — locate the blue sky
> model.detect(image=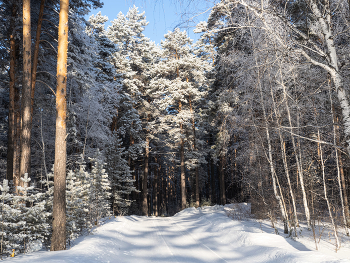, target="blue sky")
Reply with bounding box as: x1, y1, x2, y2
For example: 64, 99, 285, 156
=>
86, 0, 215, 44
